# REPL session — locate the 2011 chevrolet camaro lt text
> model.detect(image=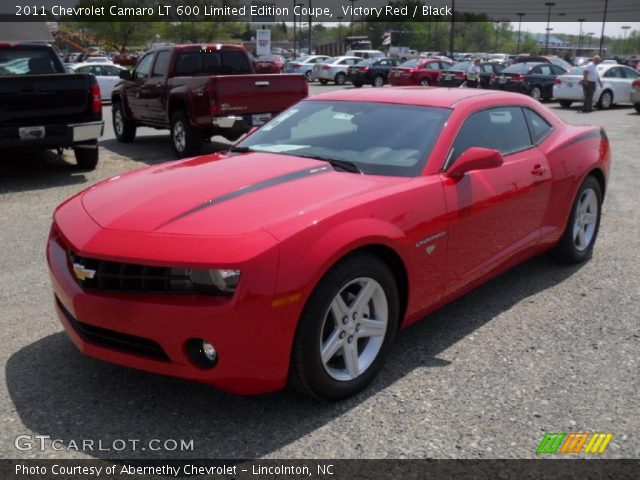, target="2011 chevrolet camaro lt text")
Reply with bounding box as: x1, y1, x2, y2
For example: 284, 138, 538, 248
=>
47, 88, 611, 400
